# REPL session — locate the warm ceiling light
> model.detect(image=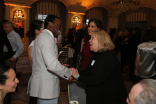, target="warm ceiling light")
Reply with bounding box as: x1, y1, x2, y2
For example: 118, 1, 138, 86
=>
111, 0, 140, 12
72, 16, 80, 26
12, 9, 24, 29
